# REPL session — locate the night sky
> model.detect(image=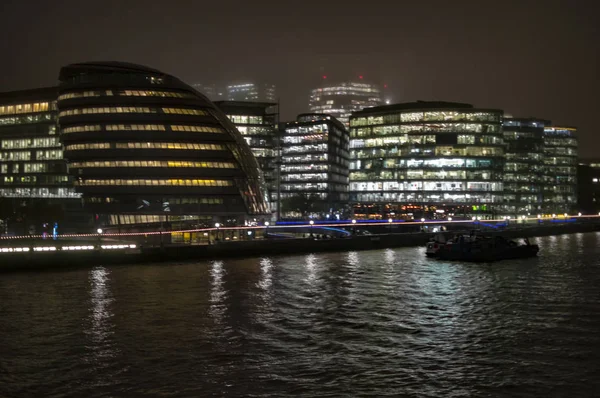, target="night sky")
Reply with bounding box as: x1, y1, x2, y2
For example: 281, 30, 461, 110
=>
1, 0, 598, 157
